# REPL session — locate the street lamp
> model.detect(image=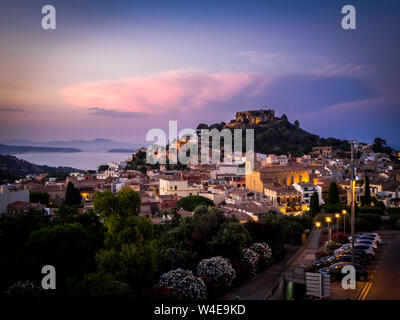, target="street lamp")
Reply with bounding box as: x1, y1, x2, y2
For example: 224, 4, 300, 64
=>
315, 221, 321, 229
342, 209, 347, 235
326, 217, 332, 241
349, 140, 359, 265
335, 213, 340, 241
